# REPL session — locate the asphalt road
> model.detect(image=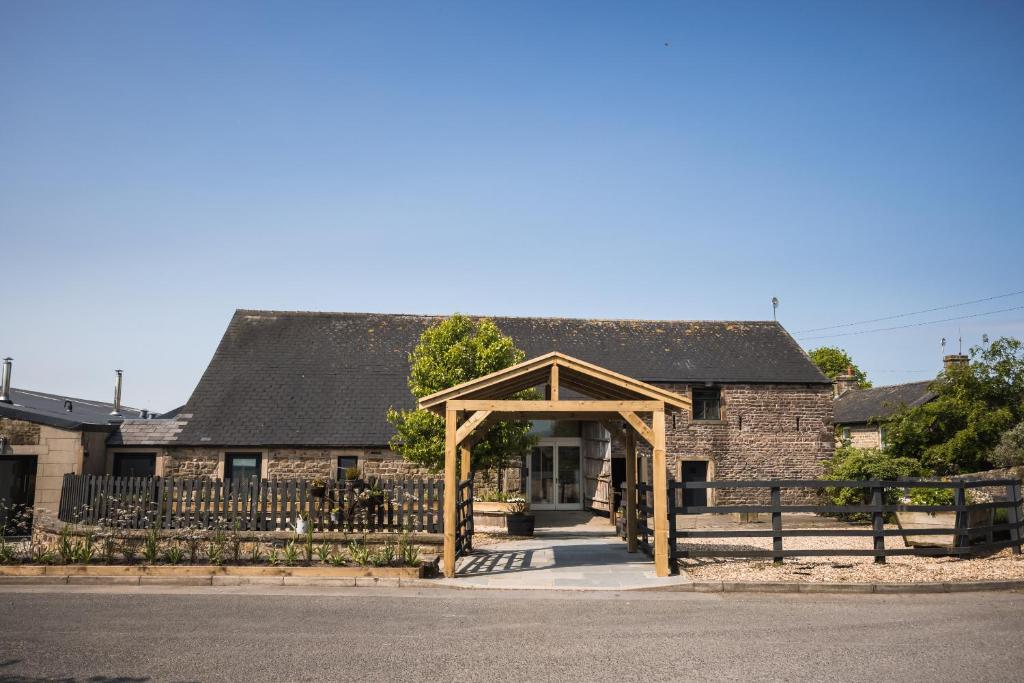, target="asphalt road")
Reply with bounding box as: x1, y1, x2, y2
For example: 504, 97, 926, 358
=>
1, 585, 1022, 682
